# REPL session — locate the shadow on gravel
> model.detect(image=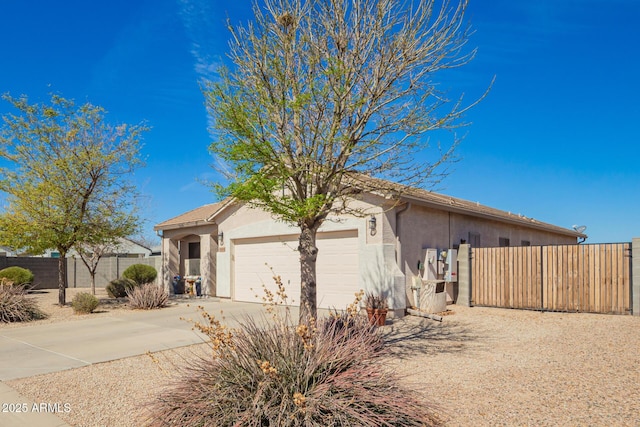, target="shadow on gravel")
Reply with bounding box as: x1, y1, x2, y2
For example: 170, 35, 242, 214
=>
380, 316, 483, 359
